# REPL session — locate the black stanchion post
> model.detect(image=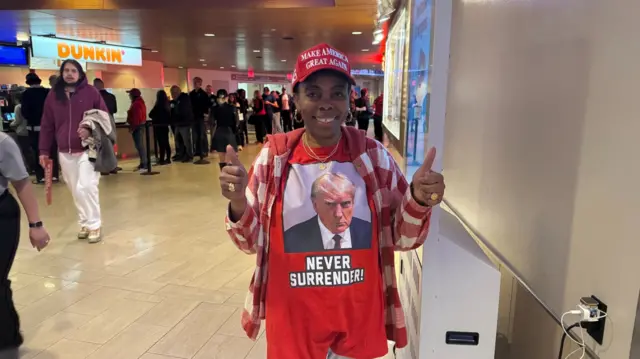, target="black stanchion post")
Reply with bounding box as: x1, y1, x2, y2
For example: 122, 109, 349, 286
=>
141, 121, 159, 176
